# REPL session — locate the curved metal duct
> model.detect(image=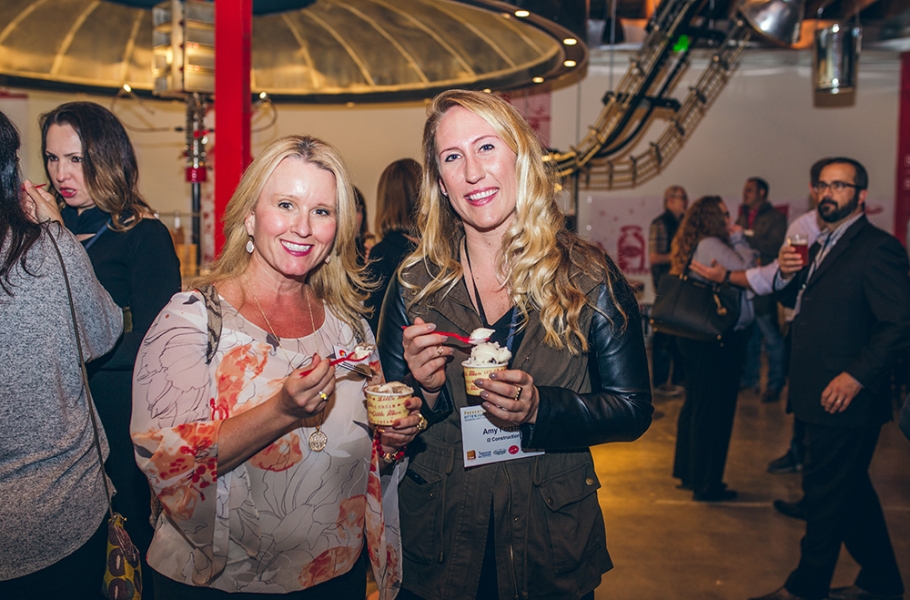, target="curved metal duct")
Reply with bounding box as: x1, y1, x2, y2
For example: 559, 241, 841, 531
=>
547, 0, 760, 190
0, 0, 586, 103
